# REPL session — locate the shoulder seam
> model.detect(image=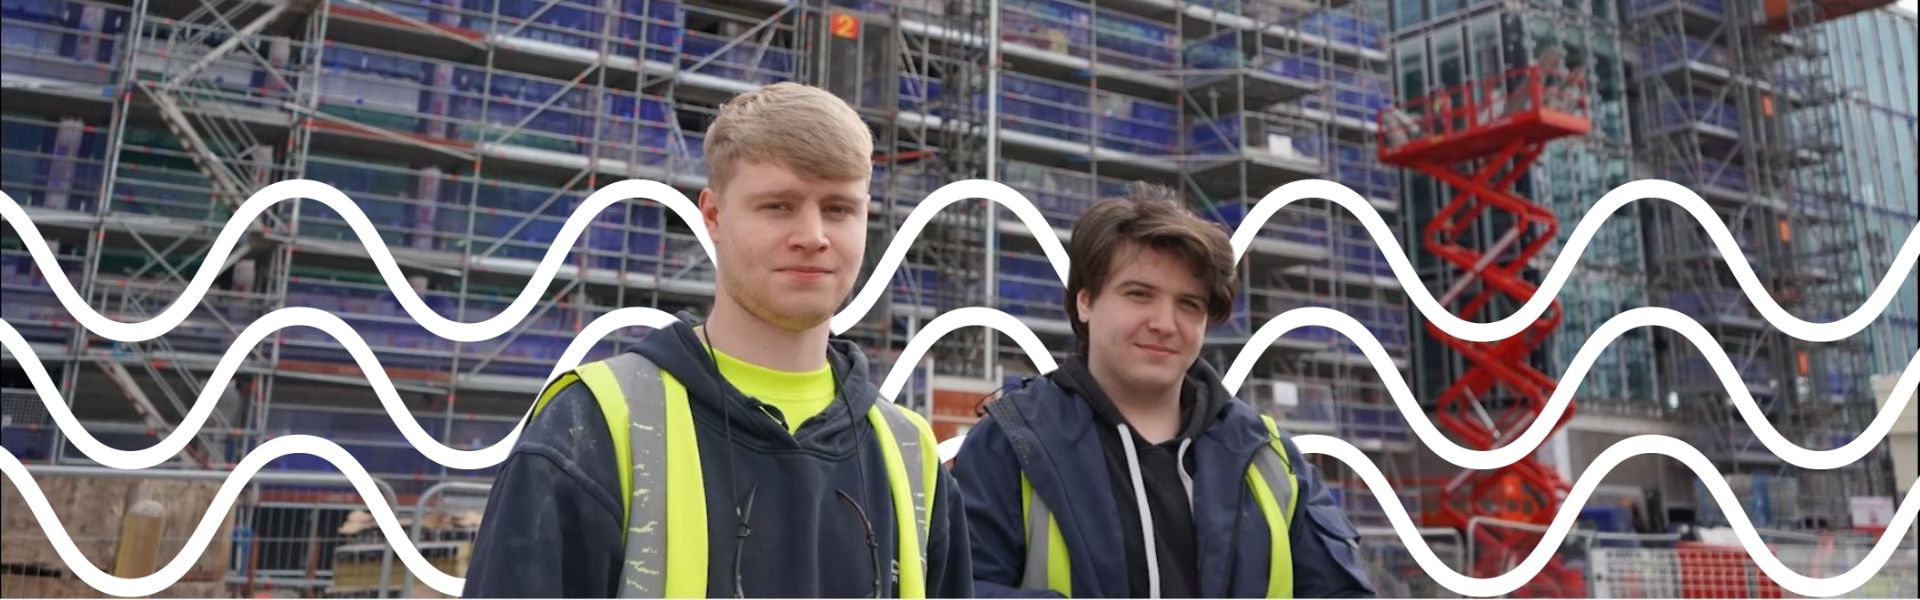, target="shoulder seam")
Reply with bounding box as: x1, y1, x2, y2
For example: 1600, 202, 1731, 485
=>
508, 442, 626, 519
